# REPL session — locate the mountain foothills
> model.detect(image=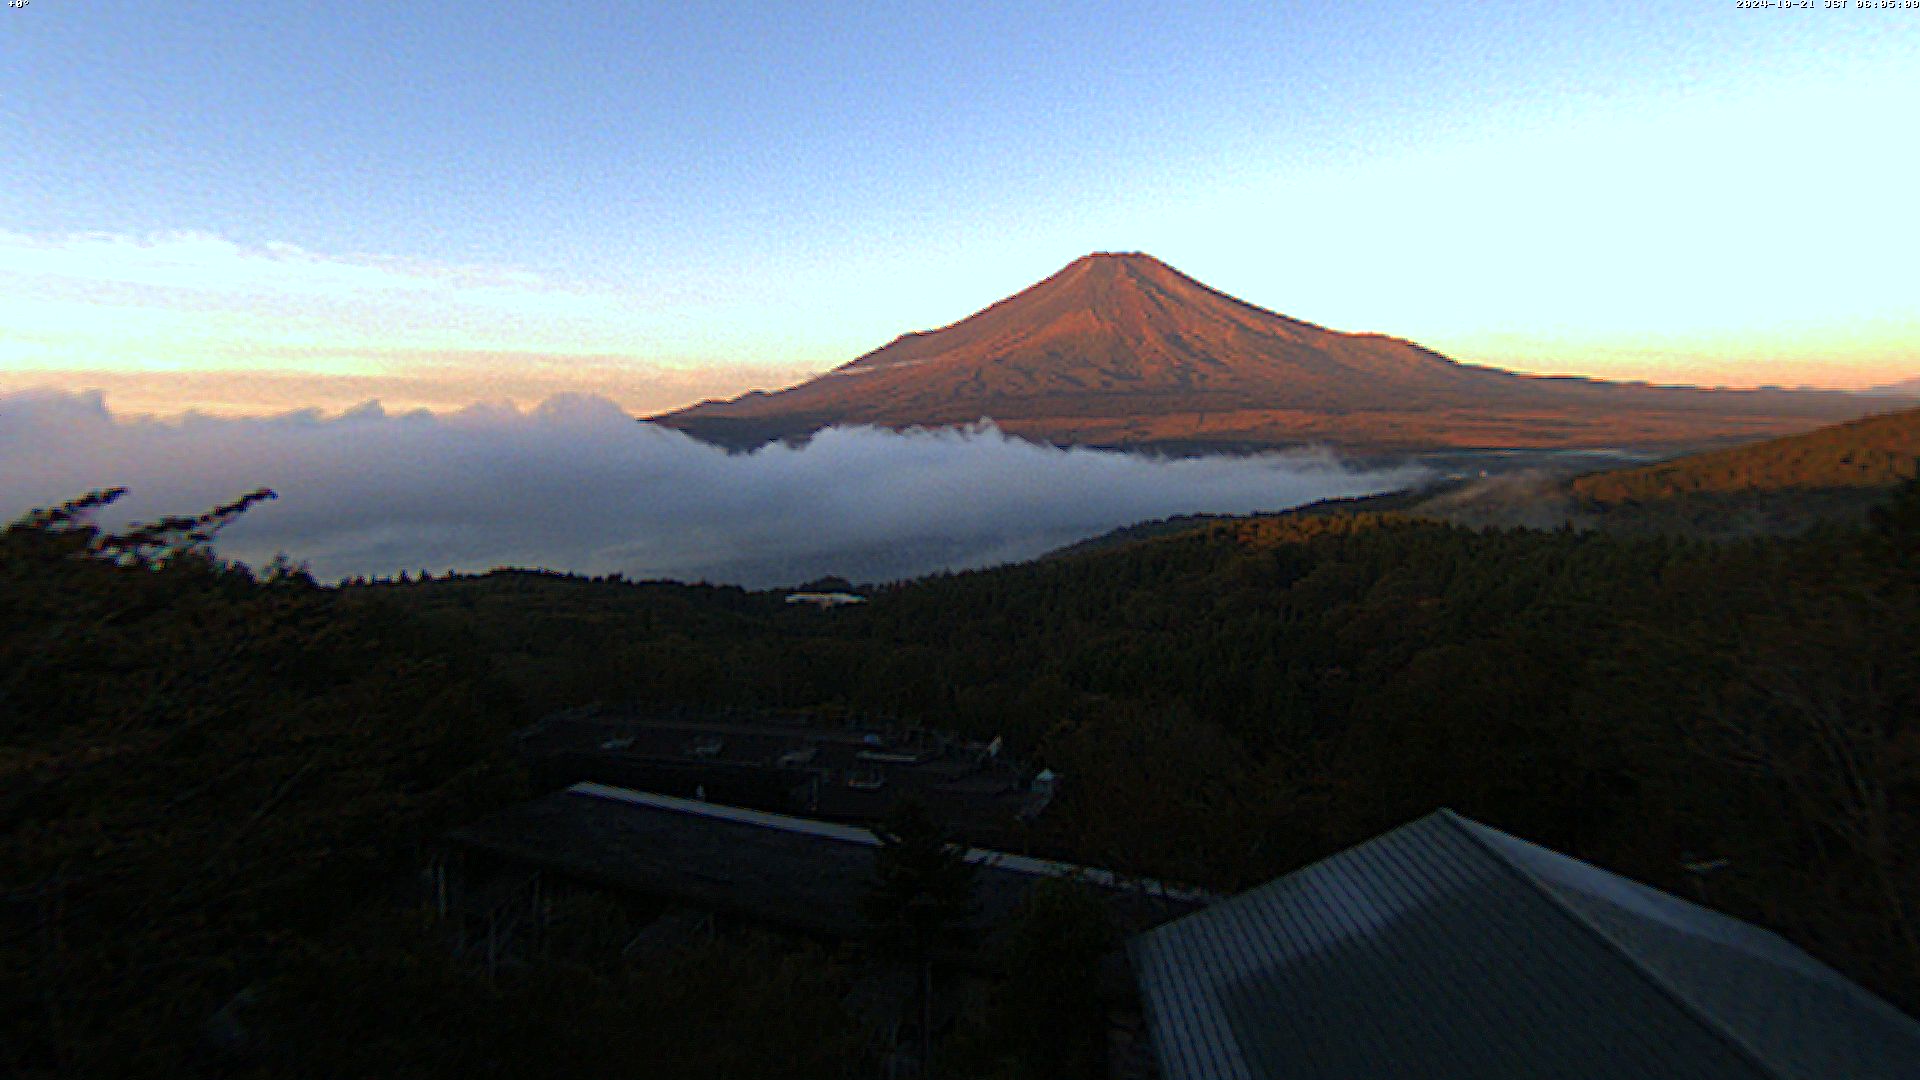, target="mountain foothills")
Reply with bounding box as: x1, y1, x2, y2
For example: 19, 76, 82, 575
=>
1071, 402, 1920, 544
5, 409, 1919, 1077
652, 253, 1878, 453
1395, 402, 1920, 537
1571, 403, 1920, 503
